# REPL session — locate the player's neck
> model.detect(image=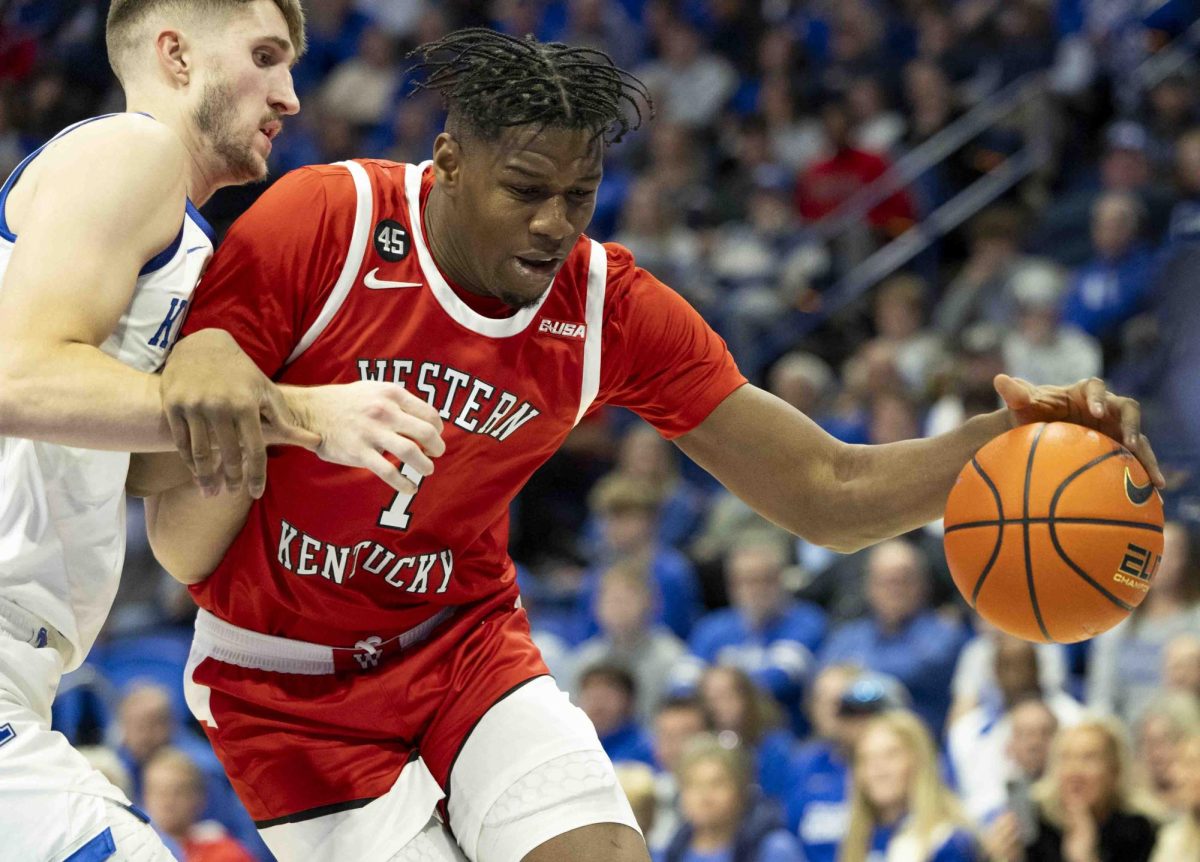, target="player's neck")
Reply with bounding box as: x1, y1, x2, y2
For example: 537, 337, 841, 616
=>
122, 91, 222, 206
424, 184, 489, 300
